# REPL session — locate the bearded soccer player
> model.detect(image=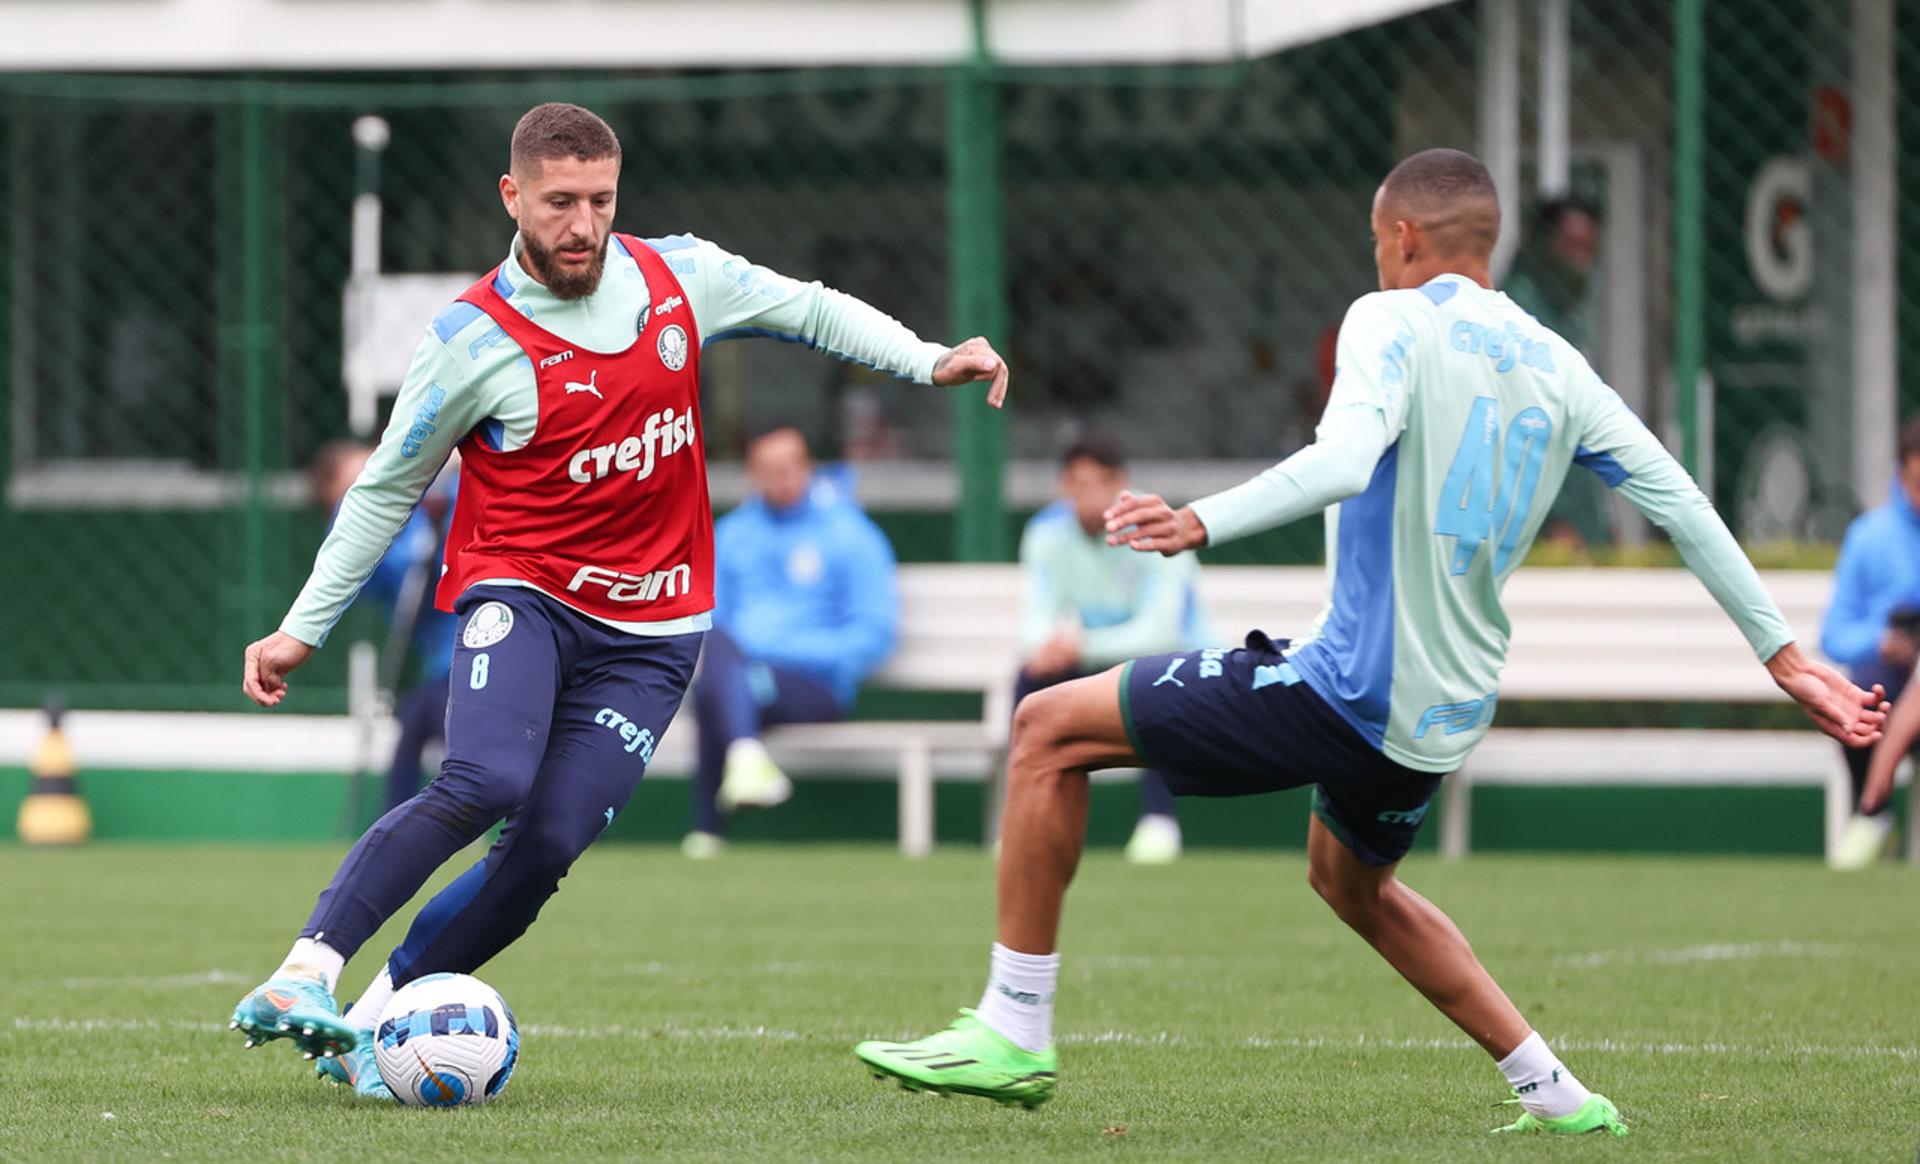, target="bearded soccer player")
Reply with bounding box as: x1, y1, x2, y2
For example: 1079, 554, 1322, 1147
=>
228, 103, 1008, 1100
854, 149, 1886, 1135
